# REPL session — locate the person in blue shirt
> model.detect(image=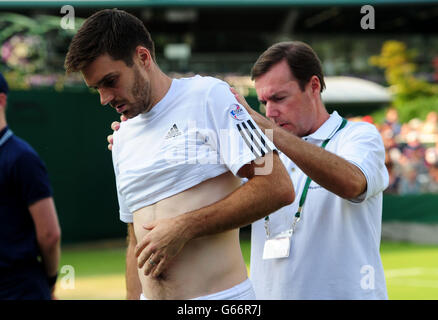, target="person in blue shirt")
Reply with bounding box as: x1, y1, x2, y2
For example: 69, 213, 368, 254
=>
0, 72, 61, 300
